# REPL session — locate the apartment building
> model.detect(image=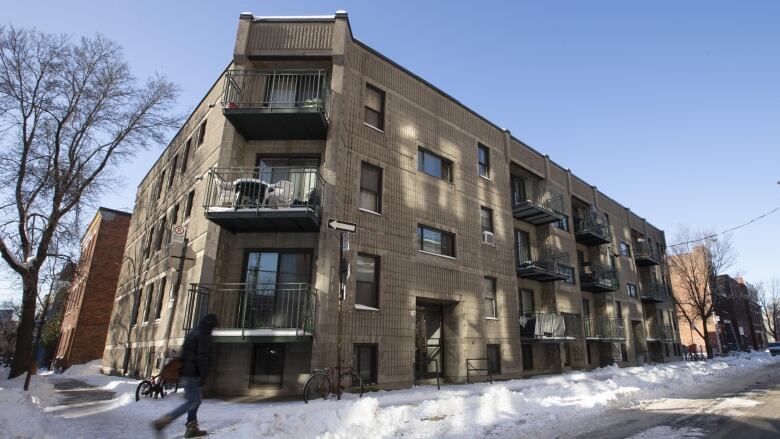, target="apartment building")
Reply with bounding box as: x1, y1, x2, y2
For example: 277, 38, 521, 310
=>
711, 275, 766, 351
56, 208, 131, 367
101, 12, 681, 397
